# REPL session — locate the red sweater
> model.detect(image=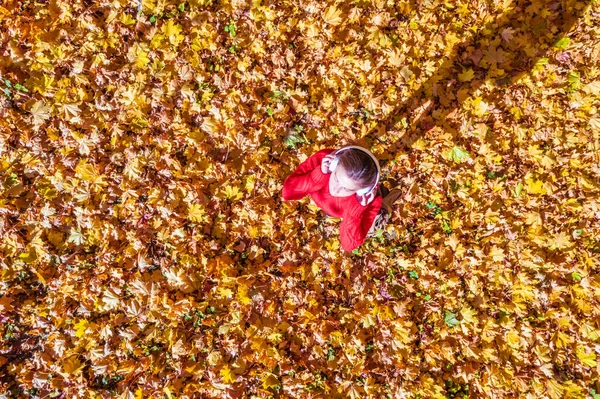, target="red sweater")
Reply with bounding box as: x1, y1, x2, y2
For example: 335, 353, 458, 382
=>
282, 149, 382, 252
